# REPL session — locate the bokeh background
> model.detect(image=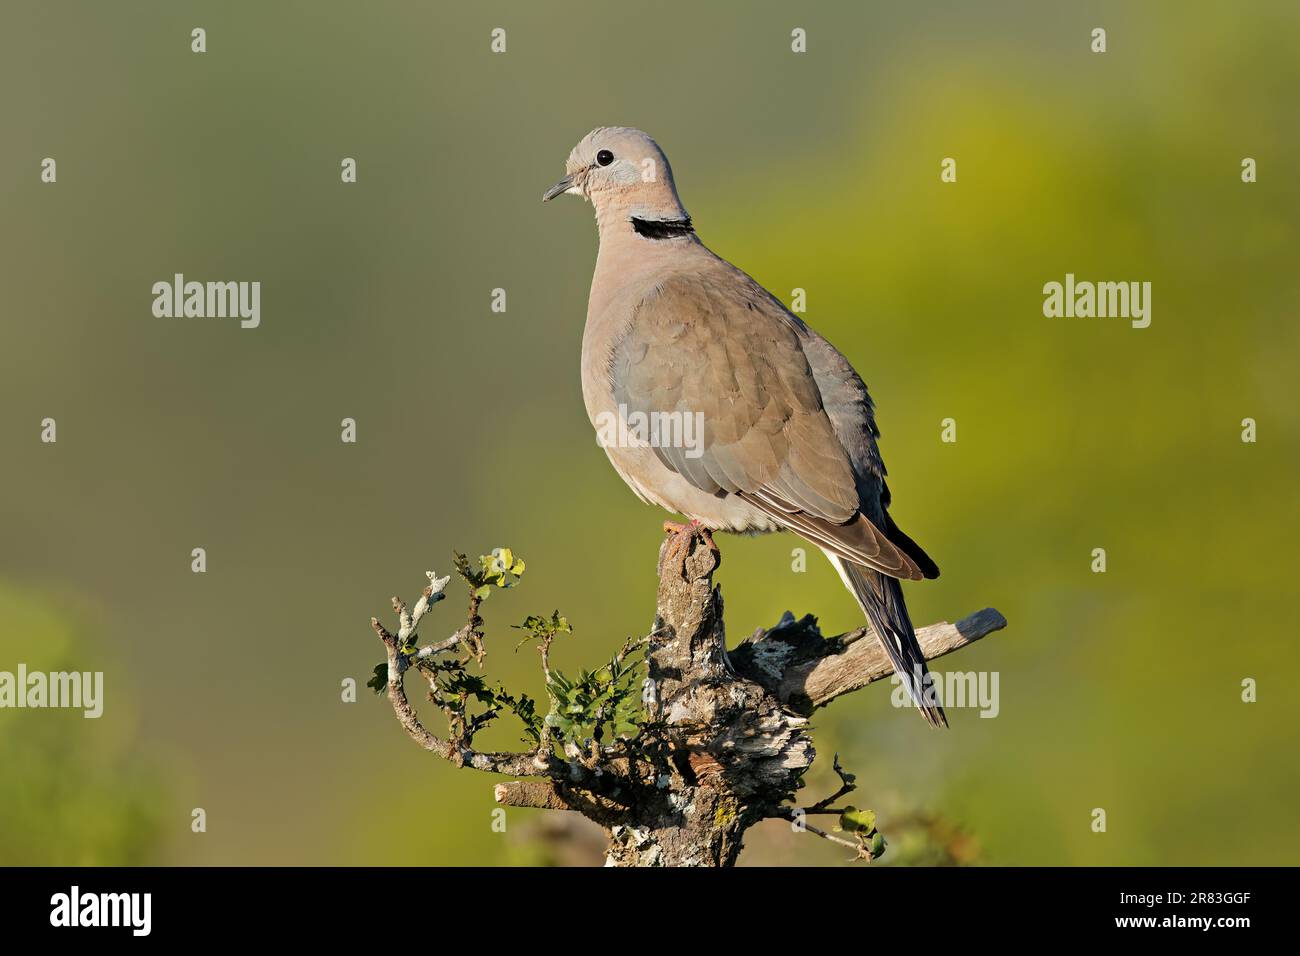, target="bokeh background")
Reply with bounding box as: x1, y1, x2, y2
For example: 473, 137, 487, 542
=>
2, 0, 1297, 865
